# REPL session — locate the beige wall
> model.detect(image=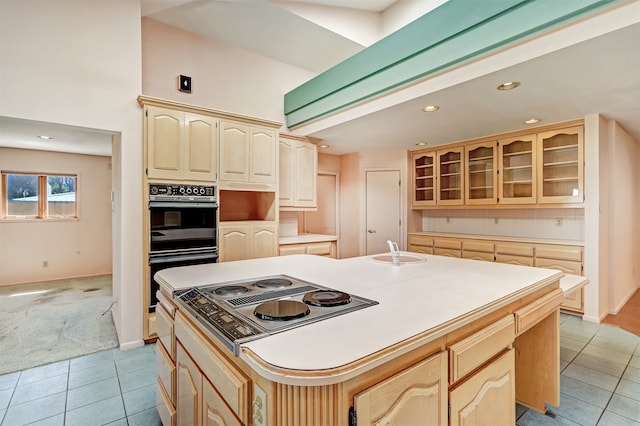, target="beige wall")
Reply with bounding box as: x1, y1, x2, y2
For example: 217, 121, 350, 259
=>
141, 18, 316, 124
1, 0, 143, 349
0, 148, 112, 285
